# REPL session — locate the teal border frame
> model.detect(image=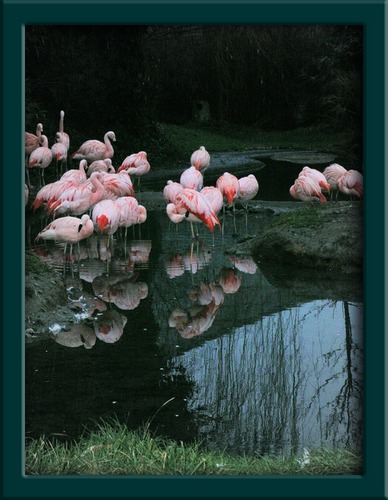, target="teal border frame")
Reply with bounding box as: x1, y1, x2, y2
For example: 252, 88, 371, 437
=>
2, 1, 386, 498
